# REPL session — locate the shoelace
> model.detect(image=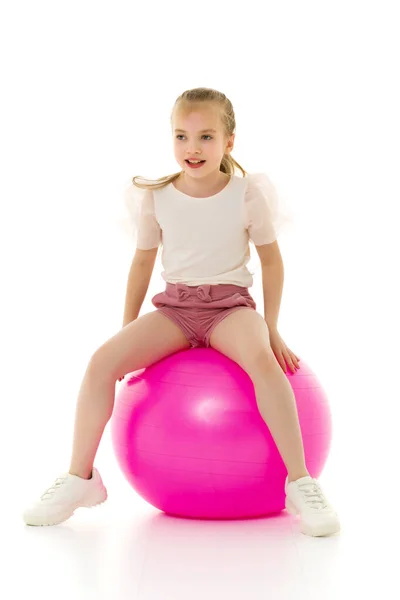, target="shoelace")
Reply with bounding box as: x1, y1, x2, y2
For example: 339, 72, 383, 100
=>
297, 480, 329, 510
40, 475, 69, 500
